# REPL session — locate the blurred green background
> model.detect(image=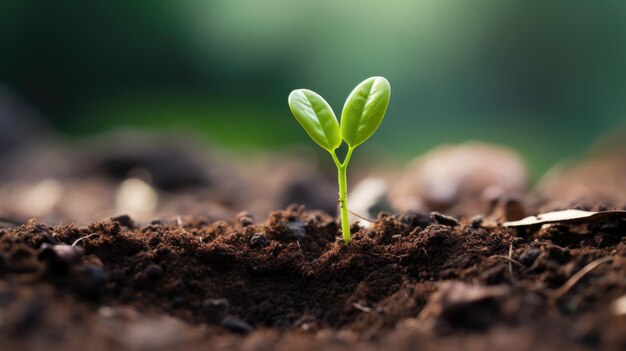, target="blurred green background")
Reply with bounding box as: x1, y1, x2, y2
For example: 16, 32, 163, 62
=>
1, 0, 625, 177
